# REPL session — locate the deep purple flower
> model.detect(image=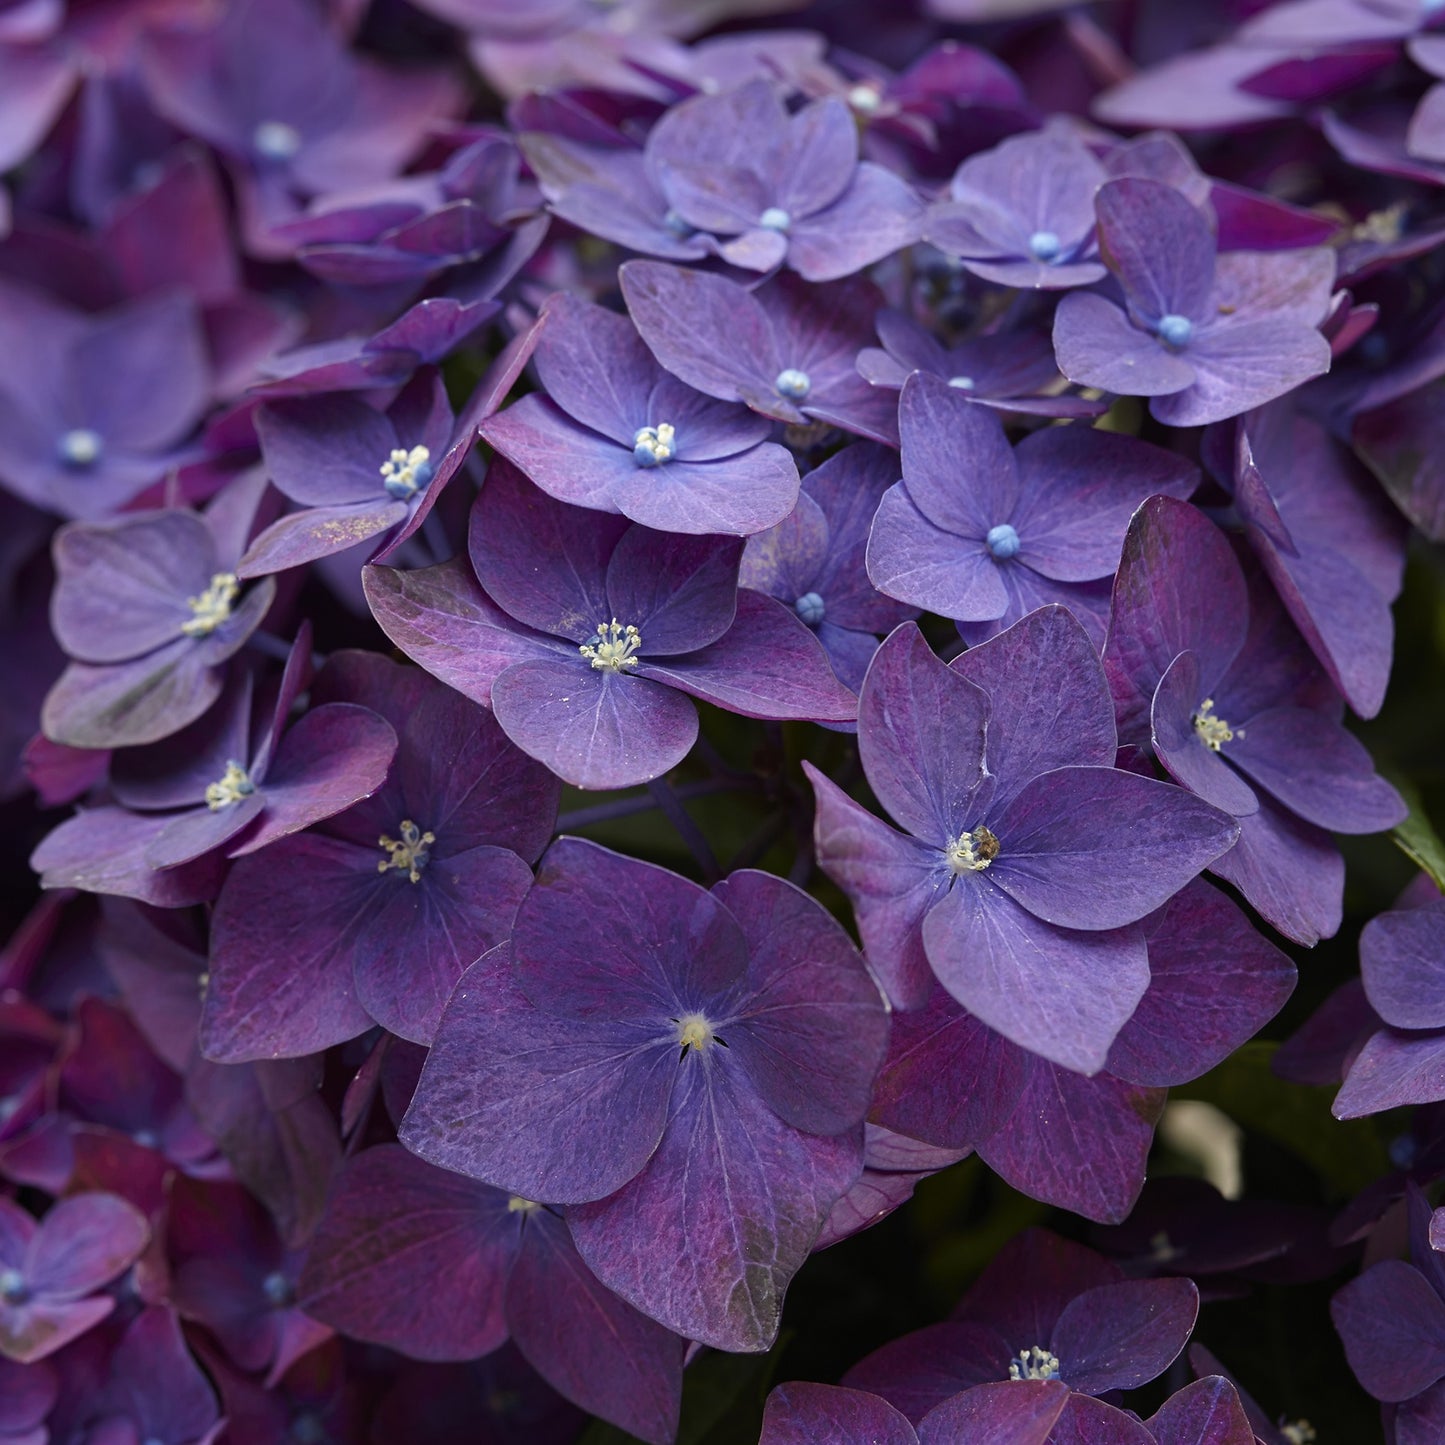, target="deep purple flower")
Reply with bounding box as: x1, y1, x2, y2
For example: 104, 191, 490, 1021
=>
0, 1354, 55, 1443
0, 1192, 148, 1363
42, 479, 277, 749
401, 841, 890, 1351
925, 120, 1109, 290
644, 79, 921, 280
1103, 496, 1405, 945
810, 608, 1238, 1072
200, 650, 557, 1056
620, 260, 901, 445
0, 284, 210, 520
482, 292, 800, 536
363, 460, 856, 790
844, 1228, 1199, 1422
298, 1144, 684, 1444
866, 373, 1198, 645
1053, 178, 1335, 426
740, 442, 916, 692
86, 1305, 223, 1445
